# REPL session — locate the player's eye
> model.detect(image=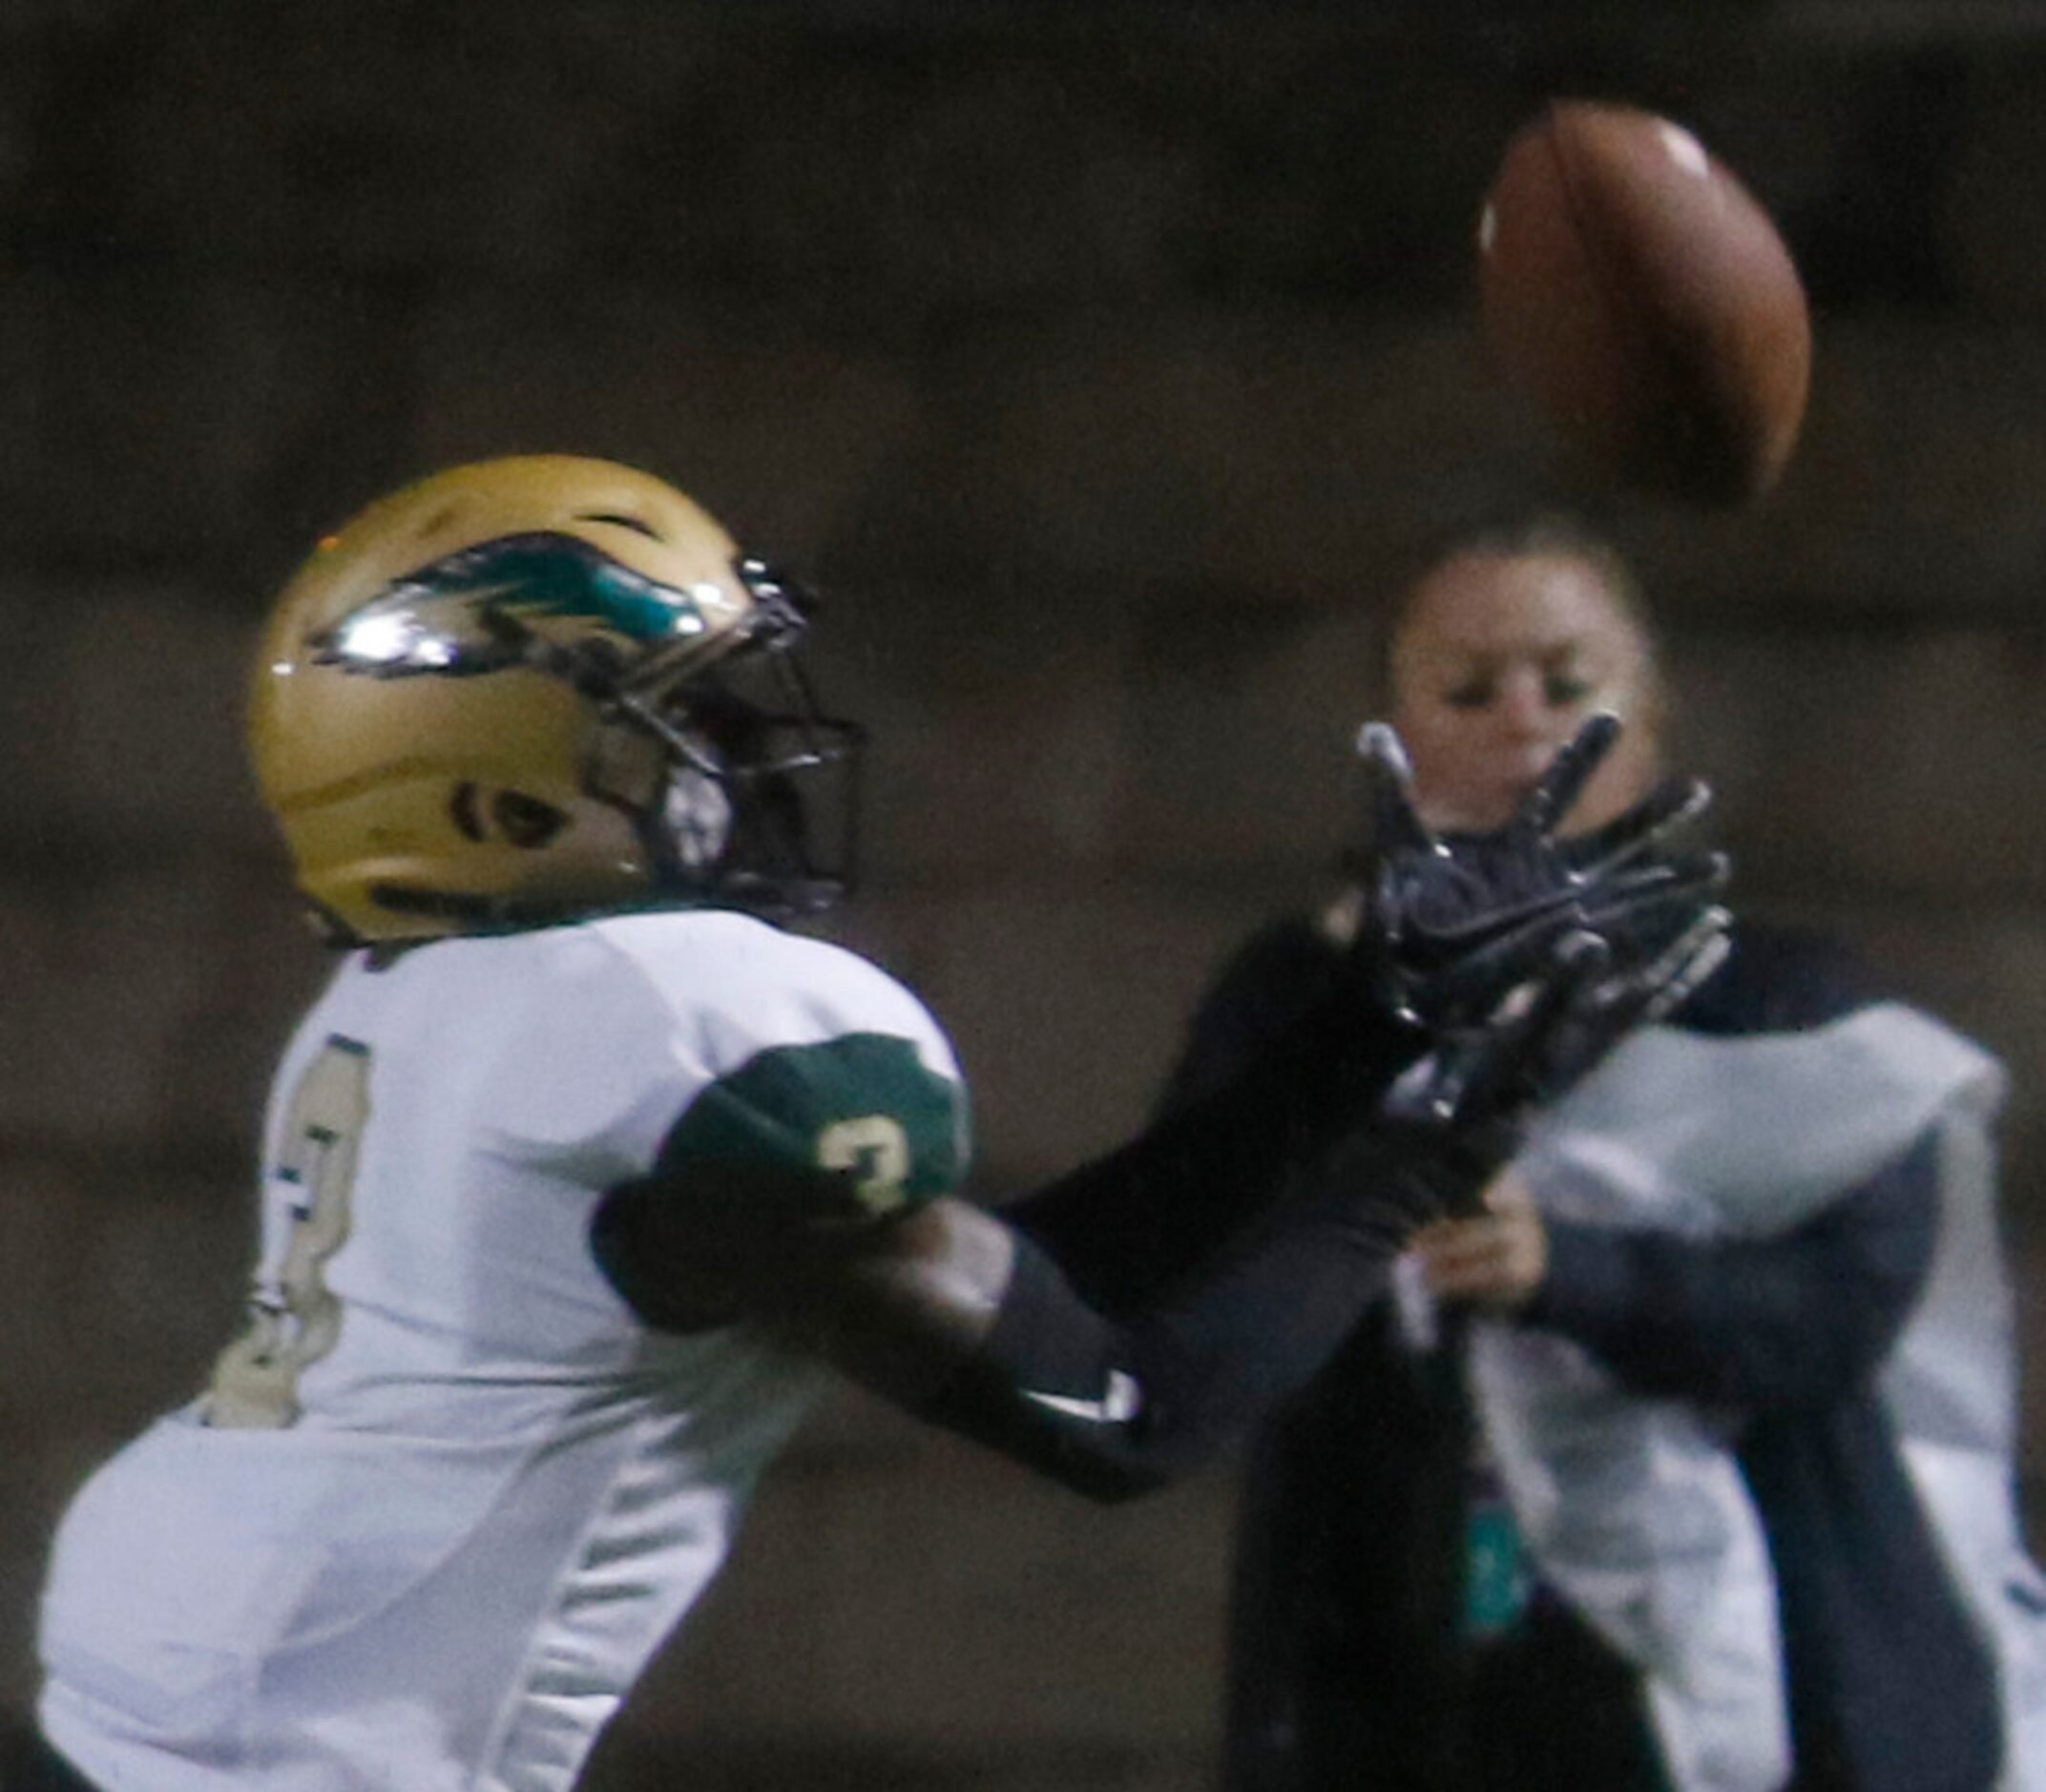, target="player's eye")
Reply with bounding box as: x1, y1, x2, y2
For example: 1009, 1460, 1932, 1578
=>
1444, 677, 1495, 710
1544, 672, 1593, 705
